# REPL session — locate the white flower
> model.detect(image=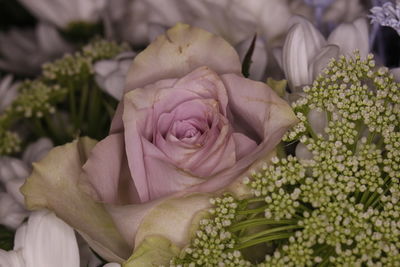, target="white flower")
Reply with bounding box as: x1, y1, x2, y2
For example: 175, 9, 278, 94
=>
106, 0, 302, 46
17, 0, 107, 29
0, 23, 72, 75
278, 16, 369, 91
370, 1, 400, 35
0, 75, 19, 113
0, 210, 80, 267
94, 51, 136, 101
289, 0, 365, 25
